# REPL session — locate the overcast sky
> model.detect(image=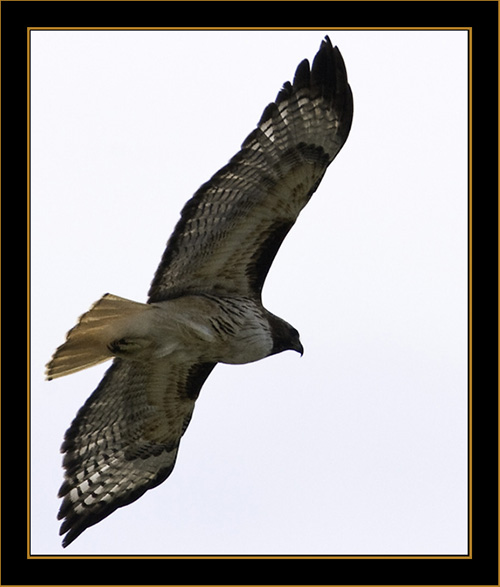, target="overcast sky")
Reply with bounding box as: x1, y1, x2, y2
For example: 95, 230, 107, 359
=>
30, 29, 469, 556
